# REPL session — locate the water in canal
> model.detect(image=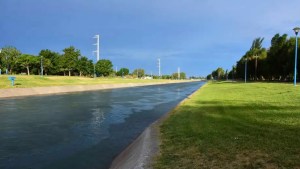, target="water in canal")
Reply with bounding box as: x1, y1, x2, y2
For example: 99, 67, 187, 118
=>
0, 82, 205, 169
